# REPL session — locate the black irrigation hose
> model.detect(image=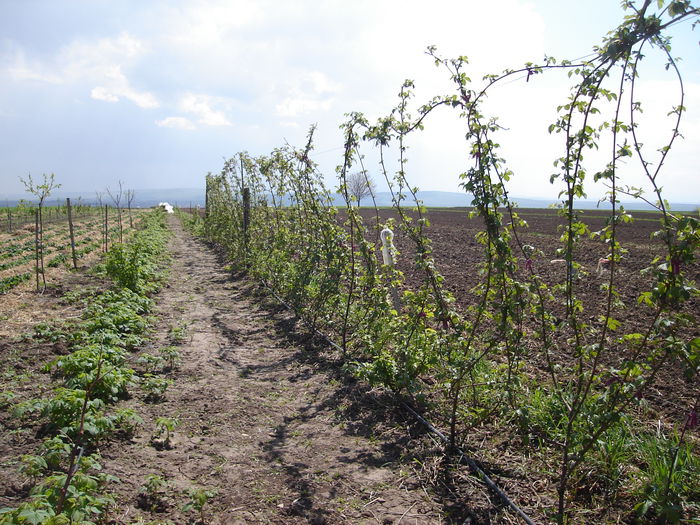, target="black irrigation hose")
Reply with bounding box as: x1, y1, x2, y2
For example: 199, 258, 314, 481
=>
401, 404, 537, 525
257, 277, 537, 525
